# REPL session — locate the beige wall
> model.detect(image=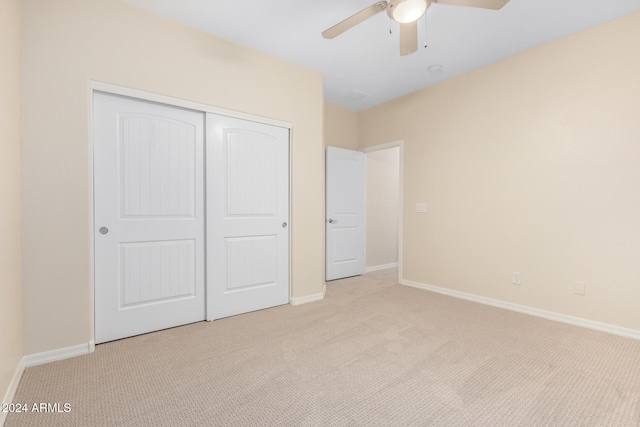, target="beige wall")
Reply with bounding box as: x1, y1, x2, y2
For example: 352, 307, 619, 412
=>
359, 12, 640, 331
0, 0, 23, 402
366, 147, 400, 269
324, 103, 358, 150
21, 0, 324, 355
